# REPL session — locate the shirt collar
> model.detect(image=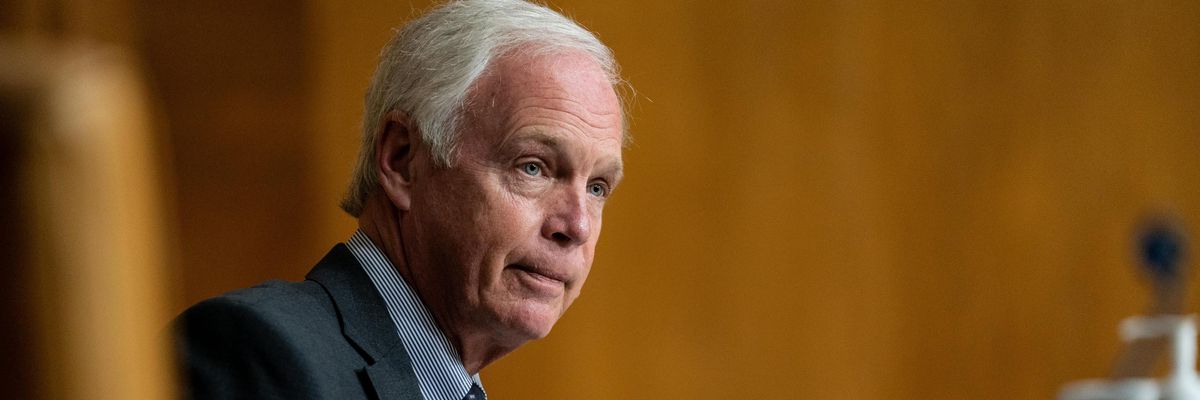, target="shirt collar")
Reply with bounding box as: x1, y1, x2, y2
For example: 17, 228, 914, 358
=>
346, 230, 486, 400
